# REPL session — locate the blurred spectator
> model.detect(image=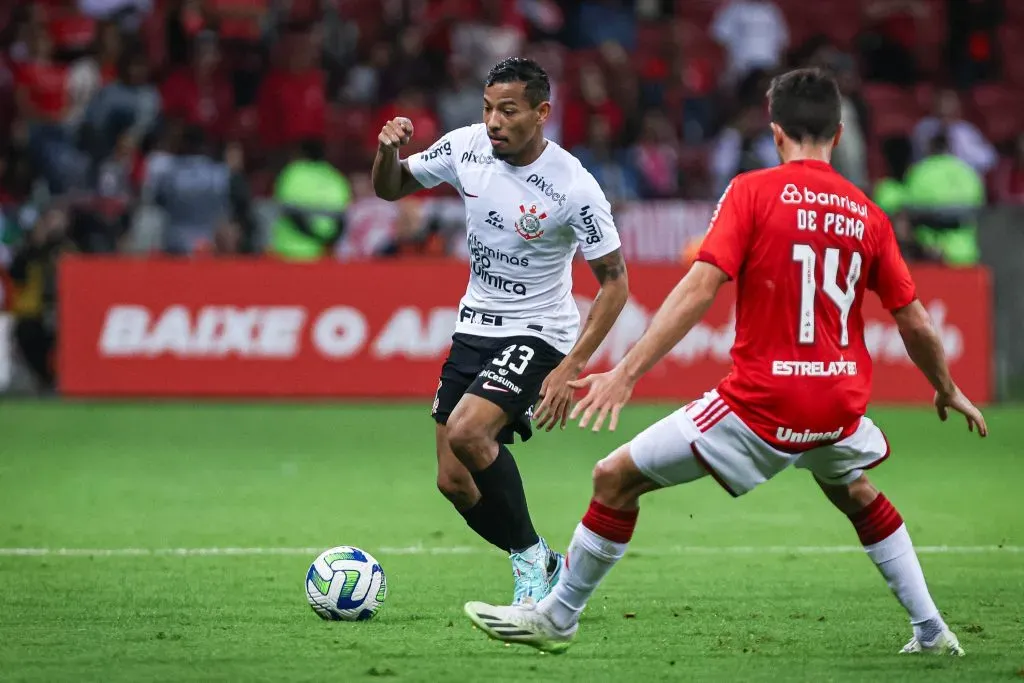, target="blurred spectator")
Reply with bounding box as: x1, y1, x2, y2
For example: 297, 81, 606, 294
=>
803, 42, 869, 189
66, 19, 122, 131
341, 41, 391, 106
904, 132, 985, 266
598, 41, 641, 140
150, 125, 233, 254
375, 199, 448, 258
79, 0, 154, 27
335, 172, 400, 260
630, 110, 680, 199
8, 206, 74, 391
161, 31, 233, 141
82, 48, 160, 161
562, 63, 623, 151
378, 26, 439, 103
14, 28, 93, 194
269, 139, 351, 261
436, 55, 482, 133
165, 0, 208, 67
373, 89, 440, 157
947, 0, 1003, 88
710, 105, 778, 197
13, 28, 68, 126
912, 88, 997, 174
449, 0, 525, 83
257, 27, 326, 154
572, 1, 636, 51
711, 0, 789, 85
990, 133, 1024, 204
45, 0, 98, 59
873, 136, 944, 262
71, 129, 140, 252
858, 0, 923, 85
573, 115, 640, 203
